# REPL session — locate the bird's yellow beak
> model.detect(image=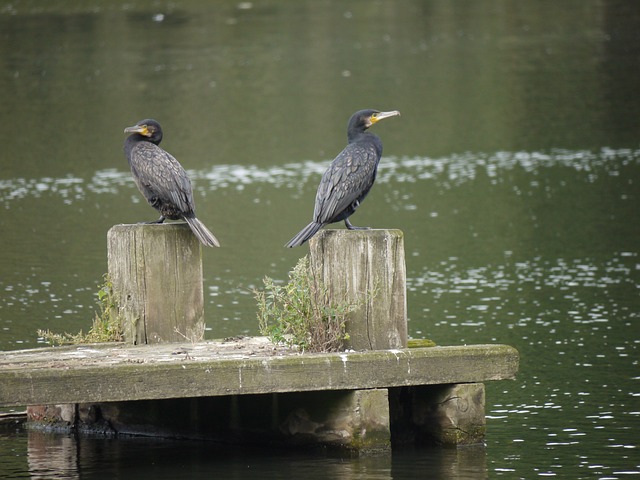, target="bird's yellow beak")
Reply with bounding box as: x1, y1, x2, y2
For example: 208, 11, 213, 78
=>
124, 124, 149, 136
370, 110, 401, 125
